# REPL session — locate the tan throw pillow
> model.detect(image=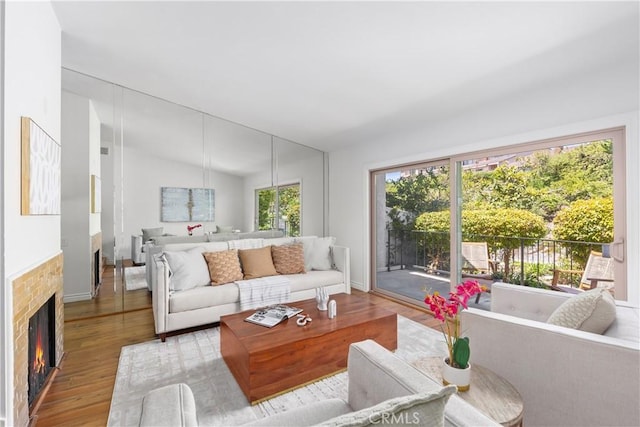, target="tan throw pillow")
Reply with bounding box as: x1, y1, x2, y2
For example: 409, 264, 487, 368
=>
238, 246, 278, 279
547, 287, 616, 334
271, 243, 306, 275
203, 250, 243, 285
